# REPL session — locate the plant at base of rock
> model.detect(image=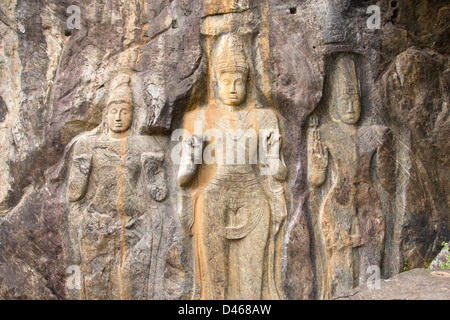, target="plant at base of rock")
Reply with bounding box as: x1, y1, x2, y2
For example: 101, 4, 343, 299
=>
438, 242, 450, 269
403, 258, 409, 272
425, 258, 432, 270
